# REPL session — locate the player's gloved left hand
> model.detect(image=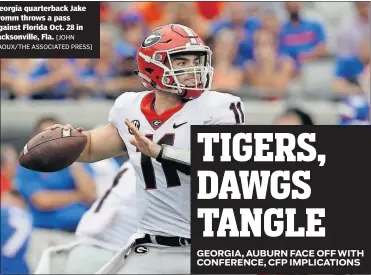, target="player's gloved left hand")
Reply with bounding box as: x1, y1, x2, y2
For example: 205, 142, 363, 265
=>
125, 118, 162, 158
